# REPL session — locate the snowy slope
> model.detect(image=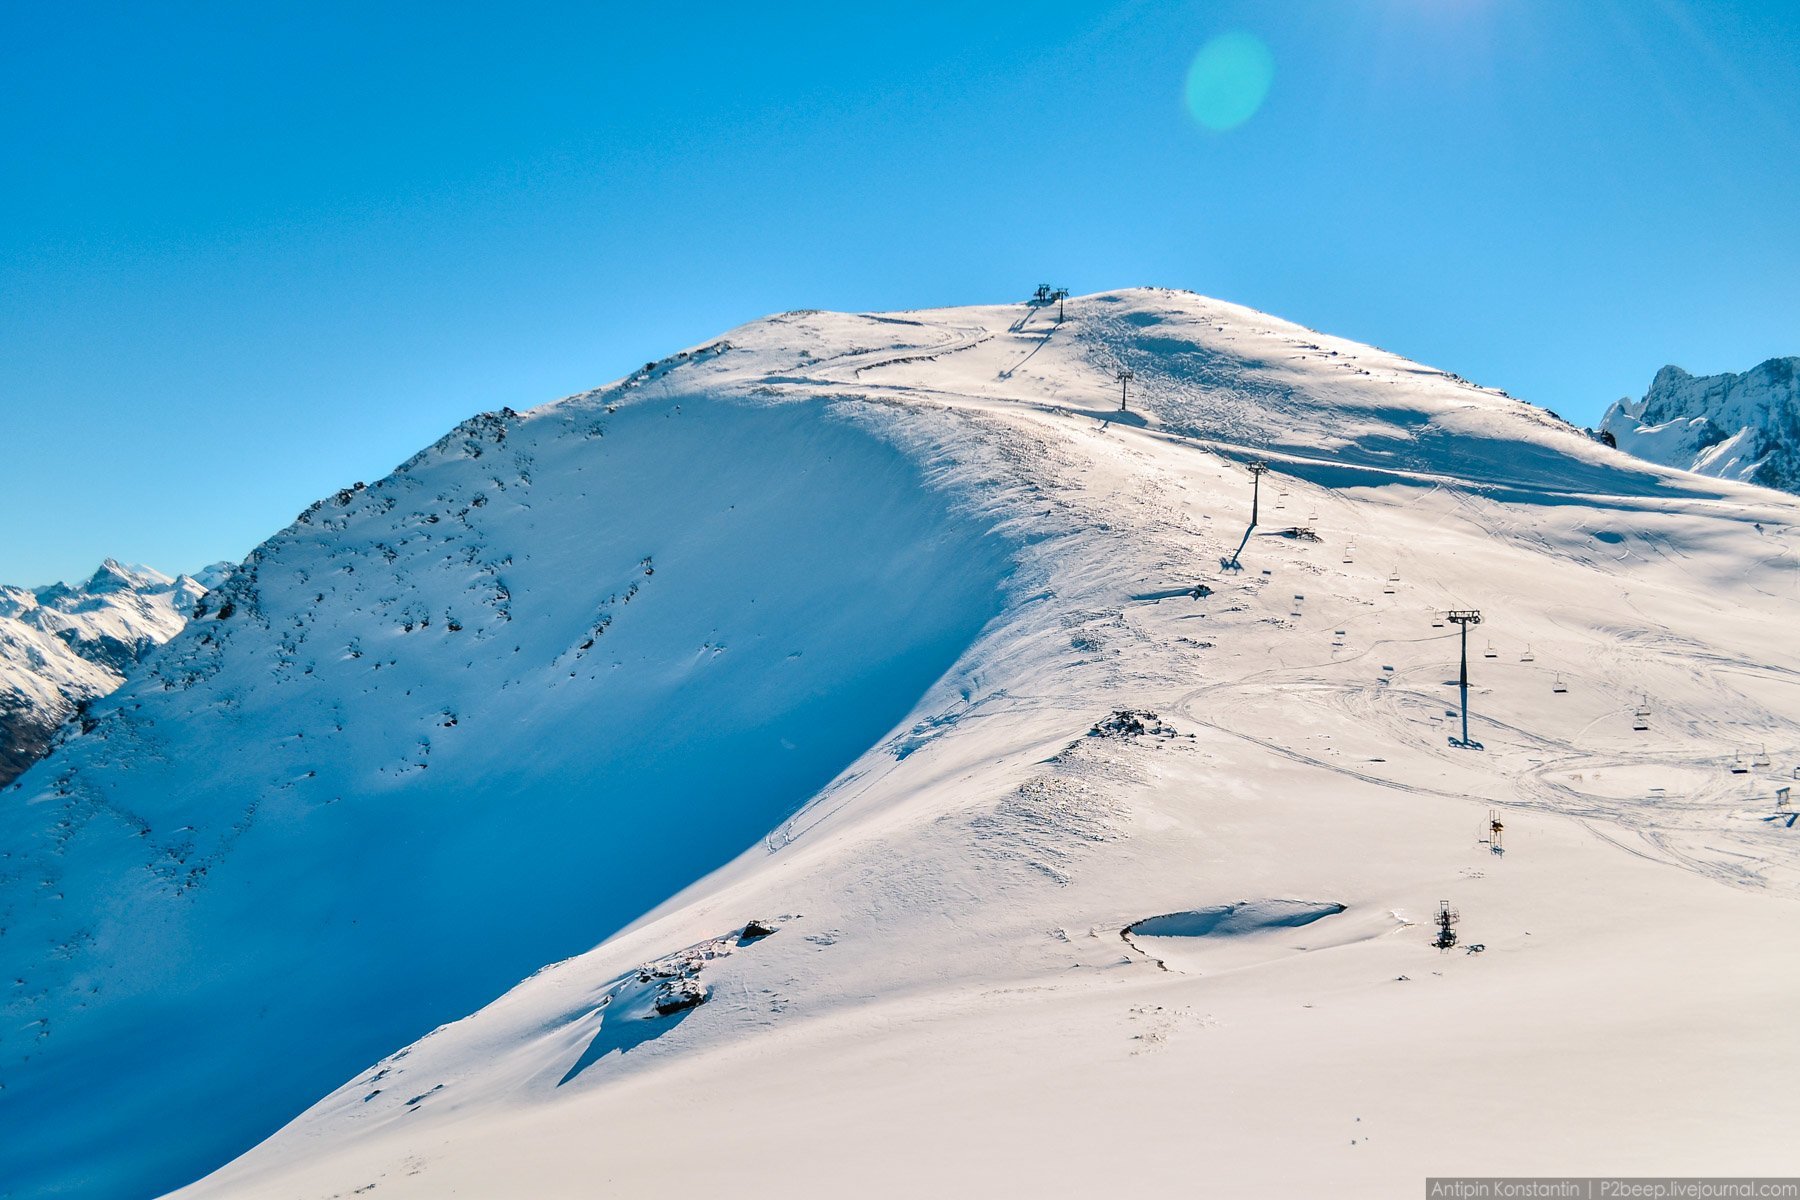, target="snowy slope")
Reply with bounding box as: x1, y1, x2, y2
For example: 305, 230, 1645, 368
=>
7, 290, 1800, 1199
1602, 358, 1800, 493
0, 374, 1011, 1198
0, 562, 214, 787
